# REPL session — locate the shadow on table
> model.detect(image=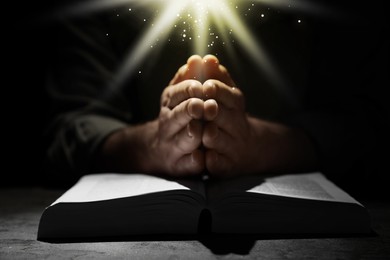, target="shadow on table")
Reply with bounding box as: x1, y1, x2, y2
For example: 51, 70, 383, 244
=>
39, 231, 377, 256
199, 231, 377, 255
